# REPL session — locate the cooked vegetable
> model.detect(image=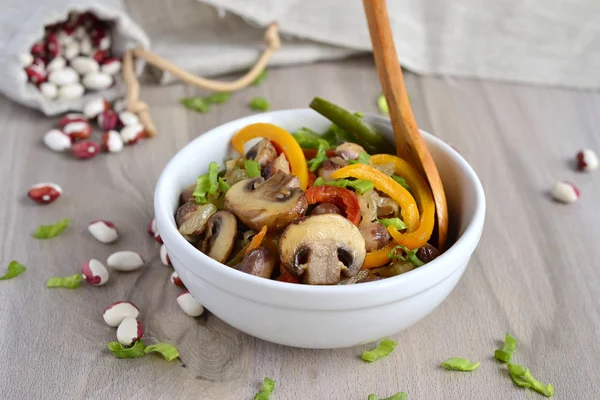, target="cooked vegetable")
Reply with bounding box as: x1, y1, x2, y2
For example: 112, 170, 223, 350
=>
245, 160, 262, 178
293, 128, 327, 149
310, 97, 393, 154
246, 226, 268, 254
495, 332, 518, 363
359, 222, 391, 252
249, 96, 270, 111
361, 339, 397, 362
378, 218, 407, 232
192, 162, 221, 203
331, 164, 419, 232
238, 247, 277, 278
336, 142, 366, 161
144, 343, 180, 361
370, 154, 434, 250
177, 203, 217, 236
388, 245, 424, 267
279, 214, 366, 284
254, 377, 275, 400
416, 243, 441, 263
441, 357, 480, 371
311, 203, 342, 216
305, 186, 361, 226
246, 139, 278, 168
363, 243, 397, 269
377, 94, 389, 115
313, 177, 375, 195
348, 151, 371, 165
225, 172, 308, 231
507, 362, 554, 397
180, 97, 209, 113
107, 340, 146, 359
231, 123, 308, 189
199, 211, 237, 263
1, 261, 26, 280
308, 141, 329, 172
33, 218, 72, 239
368, 393, 407, 400
372, 259, 415, 277
46, 274, 83, 289
205, 92, 231, 104
391, 175, 411, 192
